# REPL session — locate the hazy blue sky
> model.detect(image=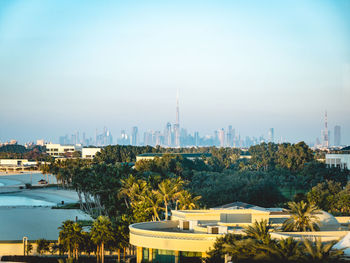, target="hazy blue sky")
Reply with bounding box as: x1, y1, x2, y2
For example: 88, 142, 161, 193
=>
0, 0, 349, 145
